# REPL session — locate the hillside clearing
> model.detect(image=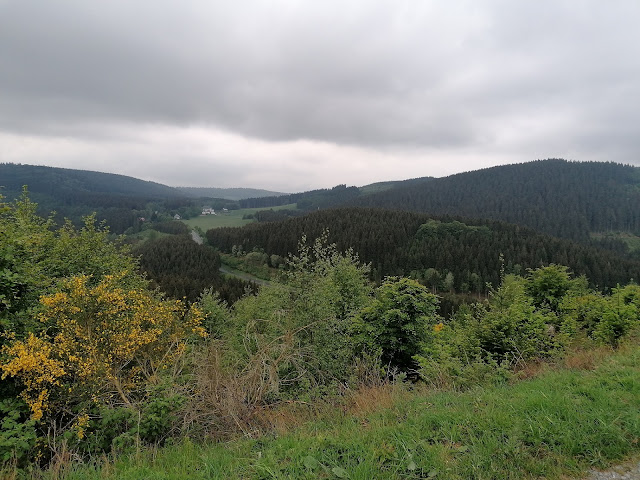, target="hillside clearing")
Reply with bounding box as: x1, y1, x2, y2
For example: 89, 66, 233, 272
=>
181, 204, 297, 230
